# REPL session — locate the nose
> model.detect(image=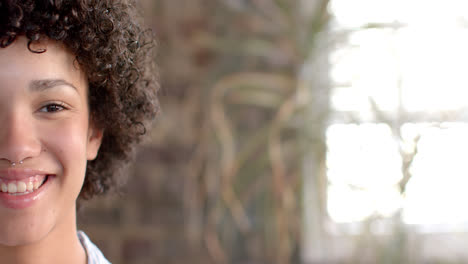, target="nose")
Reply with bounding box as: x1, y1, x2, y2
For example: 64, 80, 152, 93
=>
0, 110, 42, 165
